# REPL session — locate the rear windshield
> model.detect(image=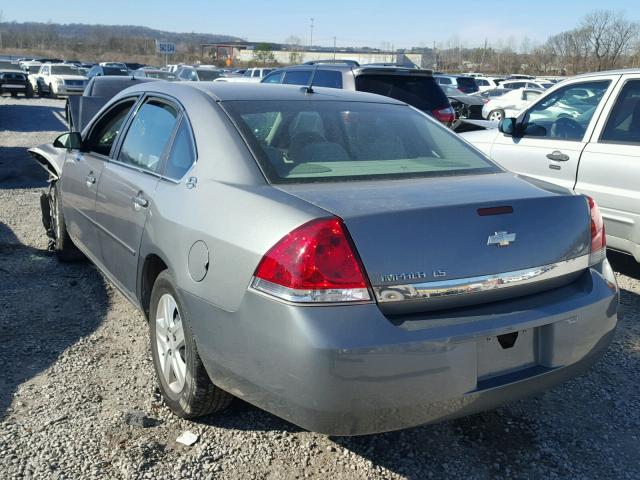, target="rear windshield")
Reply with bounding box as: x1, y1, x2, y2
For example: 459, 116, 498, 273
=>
197, 69, 221, 81
223, 100, 498, 184
456, 77, 477, 88
355, 74, 449, 112
103, 67, 128, 76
